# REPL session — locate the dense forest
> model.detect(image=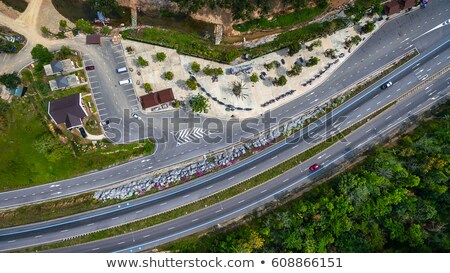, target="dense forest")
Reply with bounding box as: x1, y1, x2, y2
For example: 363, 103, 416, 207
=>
172, 0, 328, 19
164, 101, 450, 253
